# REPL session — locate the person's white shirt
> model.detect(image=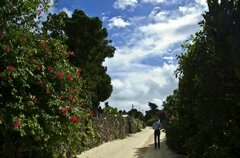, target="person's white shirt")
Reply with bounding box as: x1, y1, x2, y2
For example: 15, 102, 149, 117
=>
152, 120, 162, 130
